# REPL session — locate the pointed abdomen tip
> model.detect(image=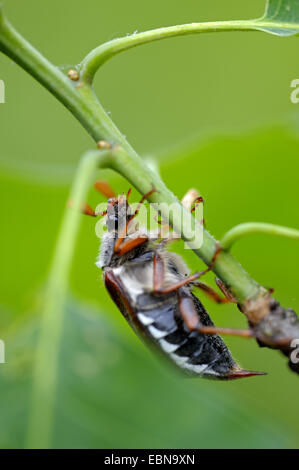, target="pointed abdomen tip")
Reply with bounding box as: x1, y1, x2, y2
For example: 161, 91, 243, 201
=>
226, 369, 267, 380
